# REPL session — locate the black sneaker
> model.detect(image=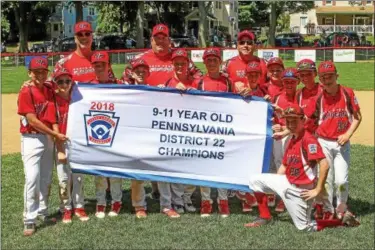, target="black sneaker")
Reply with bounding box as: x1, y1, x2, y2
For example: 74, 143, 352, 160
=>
172, 204, 185, 214
23, 223, 36, 236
